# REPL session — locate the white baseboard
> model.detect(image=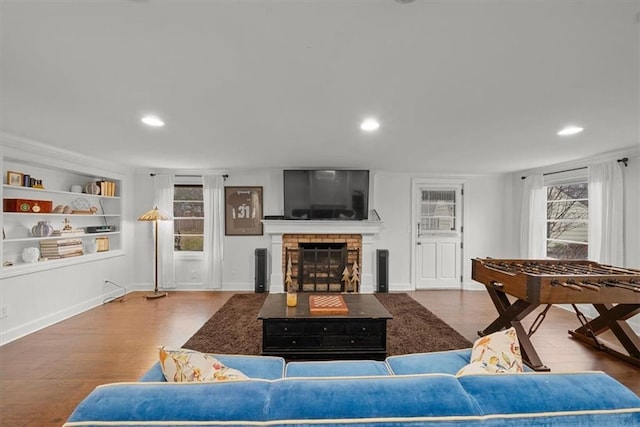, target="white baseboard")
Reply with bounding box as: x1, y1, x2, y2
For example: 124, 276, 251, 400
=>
0, 288, 132, 346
